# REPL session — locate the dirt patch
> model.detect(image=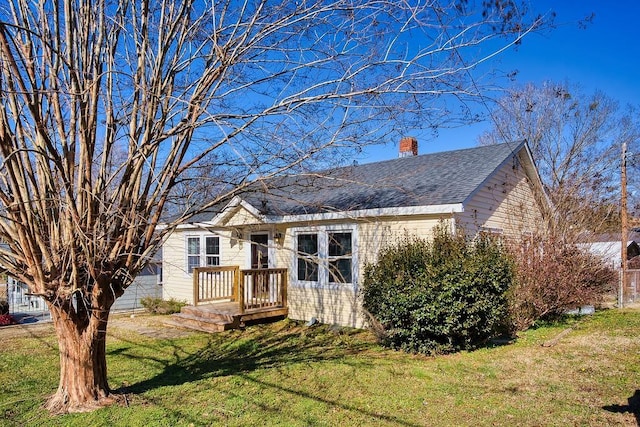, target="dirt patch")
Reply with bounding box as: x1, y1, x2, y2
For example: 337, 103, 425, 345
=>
0, 321, 53, 340
108, 314, 194, 339
0, 313, 194, 340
